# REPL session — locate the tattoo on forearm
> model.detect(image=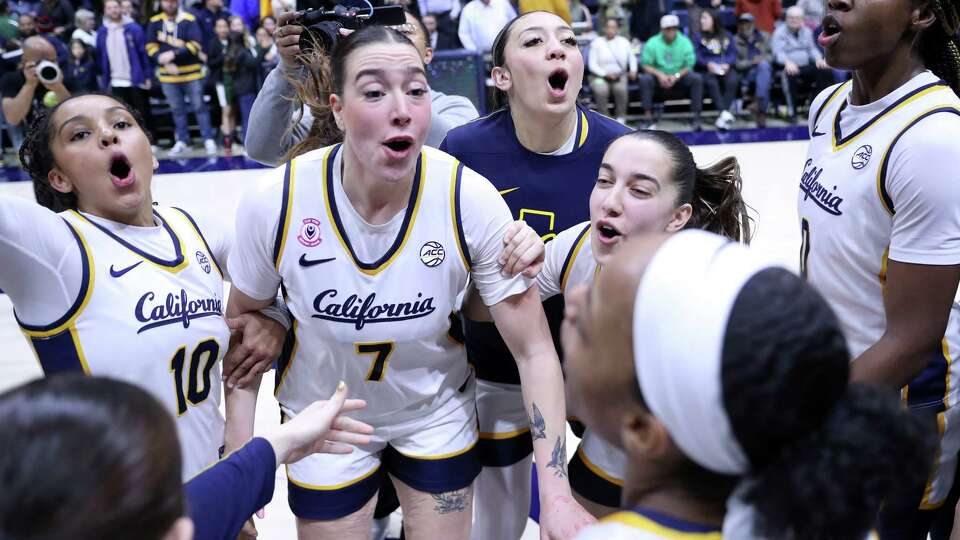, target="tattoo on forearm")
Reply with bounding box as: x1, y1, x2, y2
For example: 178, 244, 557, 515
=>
546, 436, 567, 478
530, 403, 547, 441
432, 488, 468, 514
